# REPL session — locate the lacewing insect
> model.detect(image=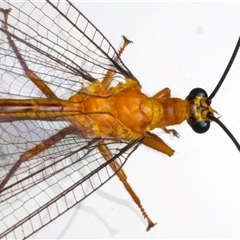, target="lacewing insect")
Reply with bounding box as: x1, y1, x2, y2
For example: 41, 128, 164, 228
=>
0, 1, 240, 239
